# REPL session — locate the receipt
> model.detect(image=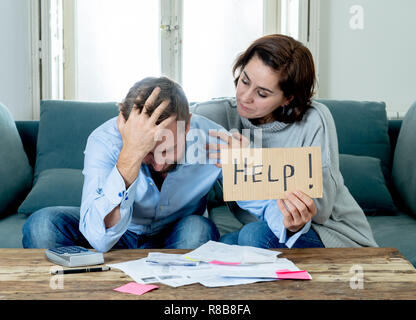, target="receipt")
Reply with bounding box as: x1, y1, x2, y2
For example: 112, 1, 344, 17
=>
183, 240, 281, 264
